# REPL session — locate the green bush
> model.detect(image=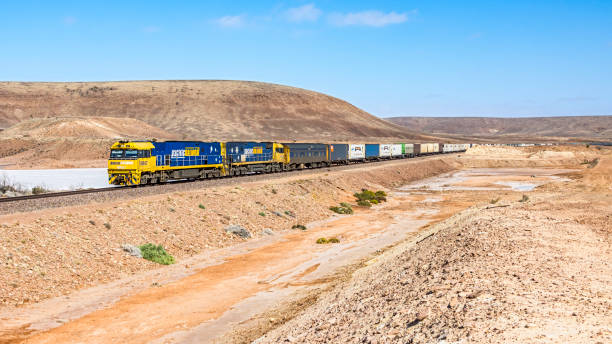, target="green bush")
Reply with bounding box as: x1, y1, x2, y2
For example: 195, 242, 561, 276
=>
292, 224, 307, 230
198, 204, 206, 209
259, 212, 266, 216
374, 190, 387, 198
139, 243, 175, 265
329, 203, 353, 214
354, 189, 387, 204
104, 223, 111, 229
316, 237, 340, 244
490, 198, 500, 204
354, 190, 376, 202
357, 200, 372, 207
